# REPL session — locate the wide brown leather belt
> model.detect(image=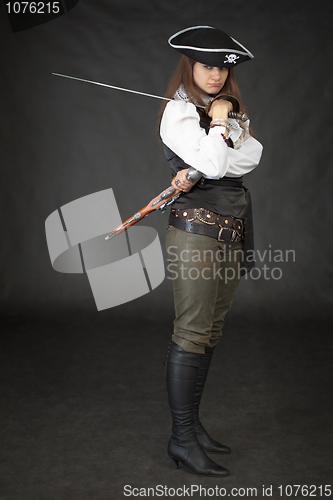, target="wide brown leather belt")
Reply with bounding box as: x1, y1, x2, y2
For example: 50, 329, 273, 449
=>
169, 208, 244, 242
